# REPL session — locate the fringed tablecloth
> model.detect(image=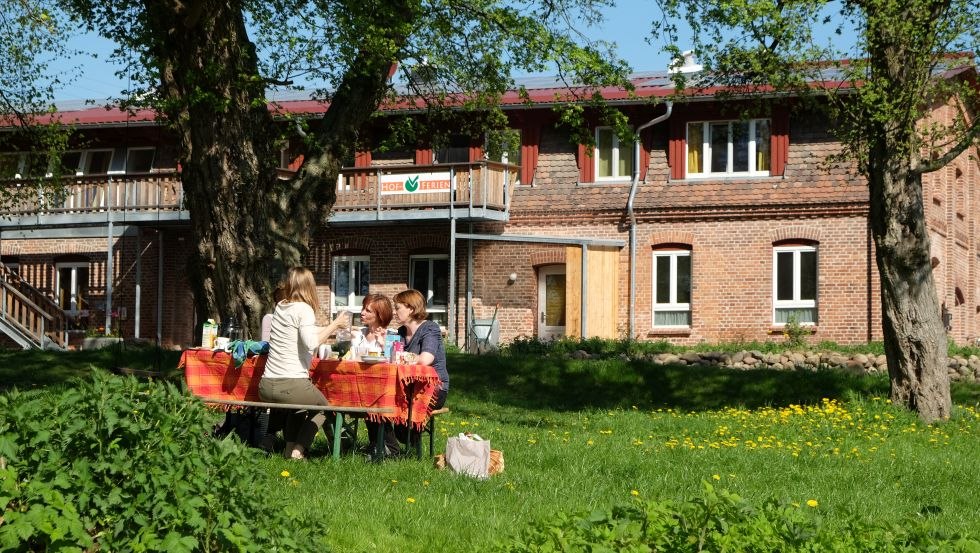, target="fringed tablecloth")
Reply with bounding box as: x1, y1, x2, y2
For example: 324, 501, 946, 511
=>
179, 349, 439, 427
